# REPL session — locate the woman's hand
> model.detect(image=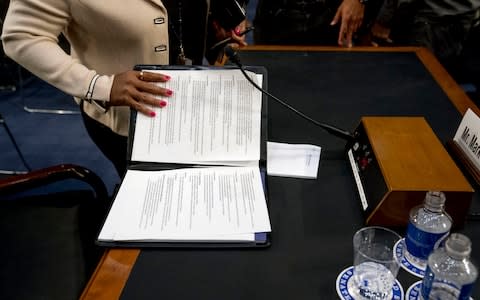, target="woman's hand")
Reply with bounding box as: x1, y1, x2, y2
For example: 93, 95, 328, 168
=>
208, 19, 249, 65
229, 20, 249, 48
211, 19, 249, 49
110, 70, 172, 117
331, 0, 365, 47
